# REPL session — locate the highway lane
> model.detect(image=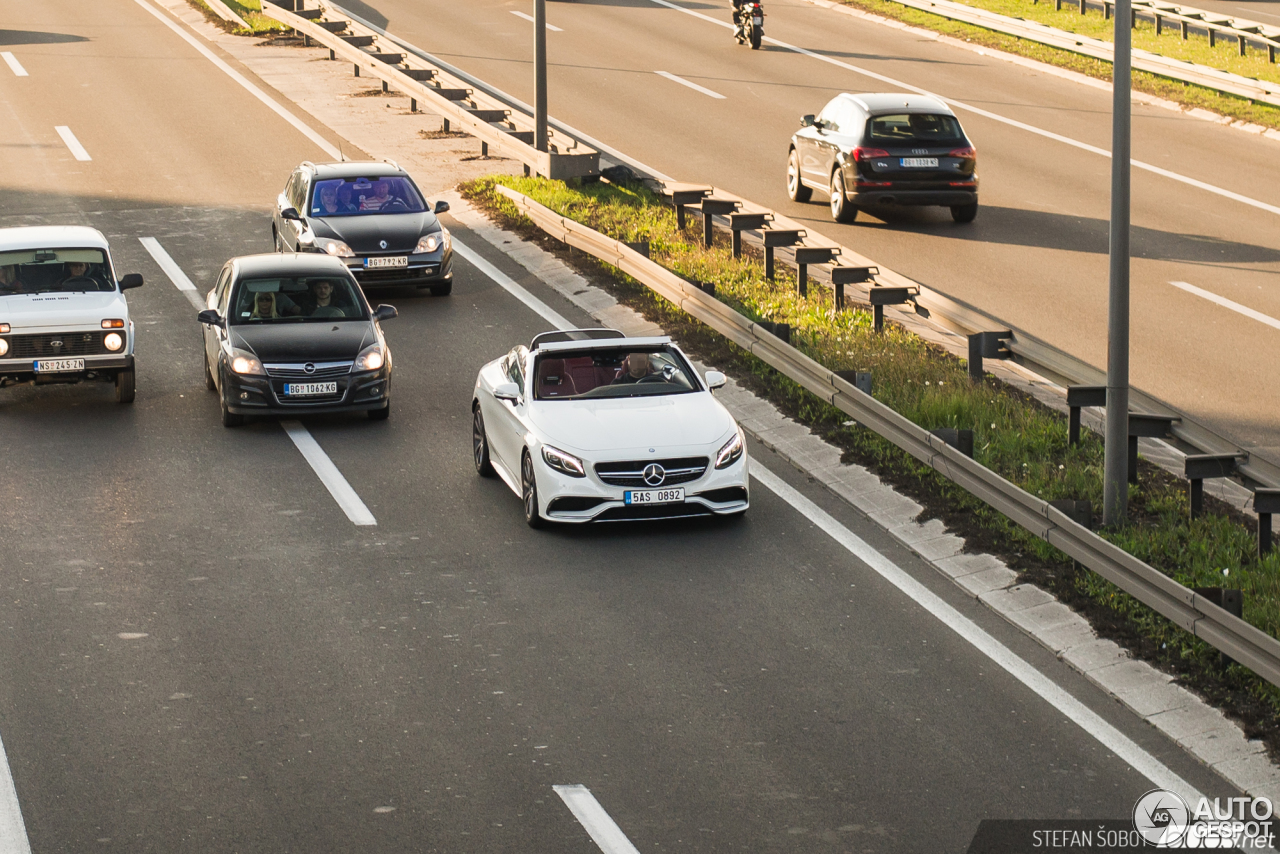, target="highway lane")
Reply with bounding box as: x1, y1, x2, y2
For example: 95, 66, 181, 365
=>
0, 0, 1246, 850
367, 0, 1280, 463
